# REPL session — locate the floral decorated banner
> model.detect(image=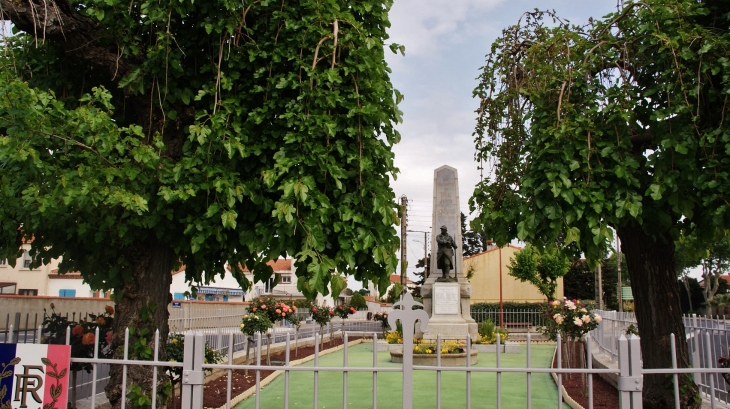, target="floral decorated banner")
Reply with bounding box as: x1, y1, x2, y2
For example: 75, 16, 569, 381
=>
0, 344, 71, 409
